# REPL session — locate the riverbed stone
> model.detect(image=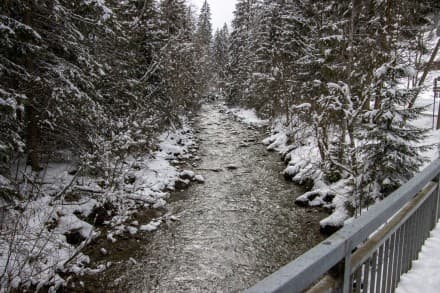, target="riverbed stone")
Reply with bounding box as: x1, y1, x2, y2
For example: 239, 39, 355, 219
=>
175, 178, 191, 190
226, 164, 238, 170
194, 175, 205, 183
